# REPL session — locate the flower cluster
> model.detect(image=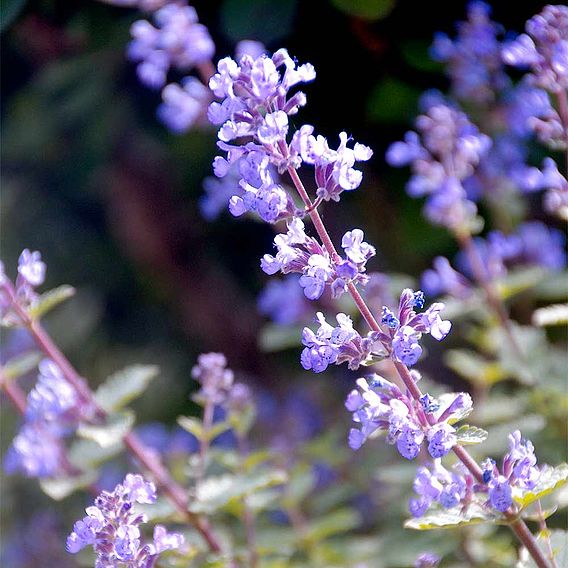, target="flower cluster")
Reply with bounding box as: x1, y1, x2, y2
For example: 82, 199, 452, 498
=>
502, 5, 568, 93
386, 97, 491, 230
207, 49, 373, 221
128, 3, 215, 89
5, 359, 93, 478
481, 430, 541, 512
409, 431, 543, 518
1, 249, 46, 322
191, 352, 251, 410
345, 374, 472, 459
261, 218, 375, 300
431, 1, 508, 103
66, 473, 184, 564
422, 220, 566, 298
300, 312, 382, 373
